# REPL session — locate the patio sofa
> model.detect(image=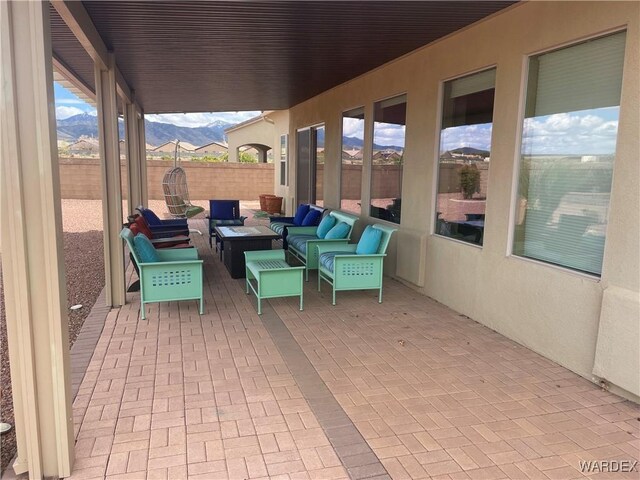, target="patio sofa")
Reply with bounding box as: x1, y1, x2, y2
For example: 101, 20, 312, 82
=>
286, 210, 359, 280
269, 203, 326, 248
317, 224, 397, 305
